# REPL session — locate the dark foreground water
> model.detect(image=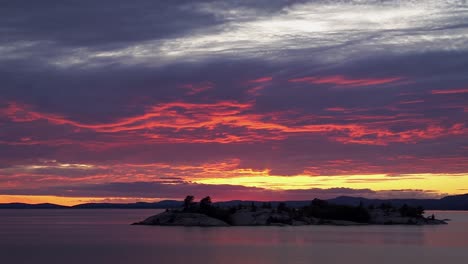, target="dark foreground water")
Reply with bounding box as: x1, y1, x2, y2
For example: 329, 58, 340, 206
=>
0, 210, 467, 264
